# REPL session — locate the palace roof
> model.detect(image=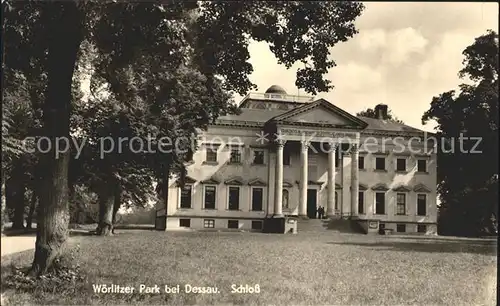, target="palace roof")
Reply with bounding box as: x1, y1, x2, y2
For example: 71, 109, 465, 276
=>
215, 86, 429, 136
